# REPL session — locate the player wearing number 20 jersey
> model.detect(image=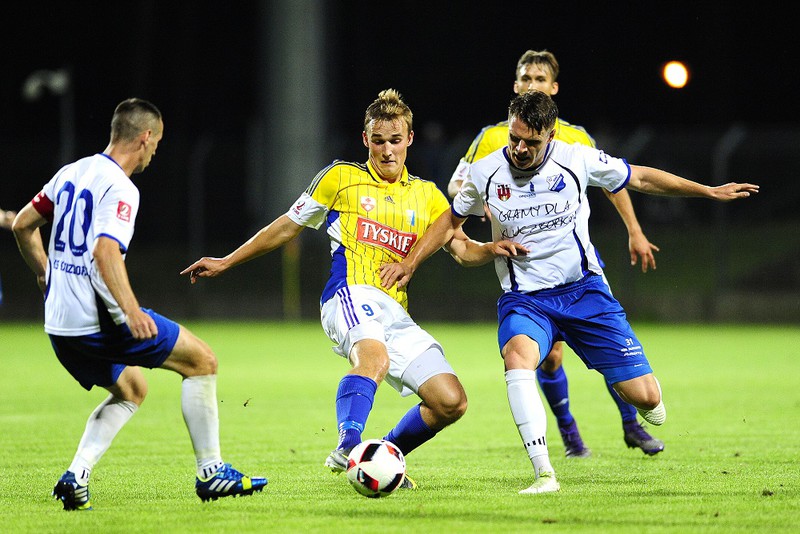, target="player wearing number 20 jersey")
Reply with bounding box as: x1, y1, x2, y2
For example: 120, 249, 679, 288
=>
31, 154, 139, 335
288, 158, 450, 311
